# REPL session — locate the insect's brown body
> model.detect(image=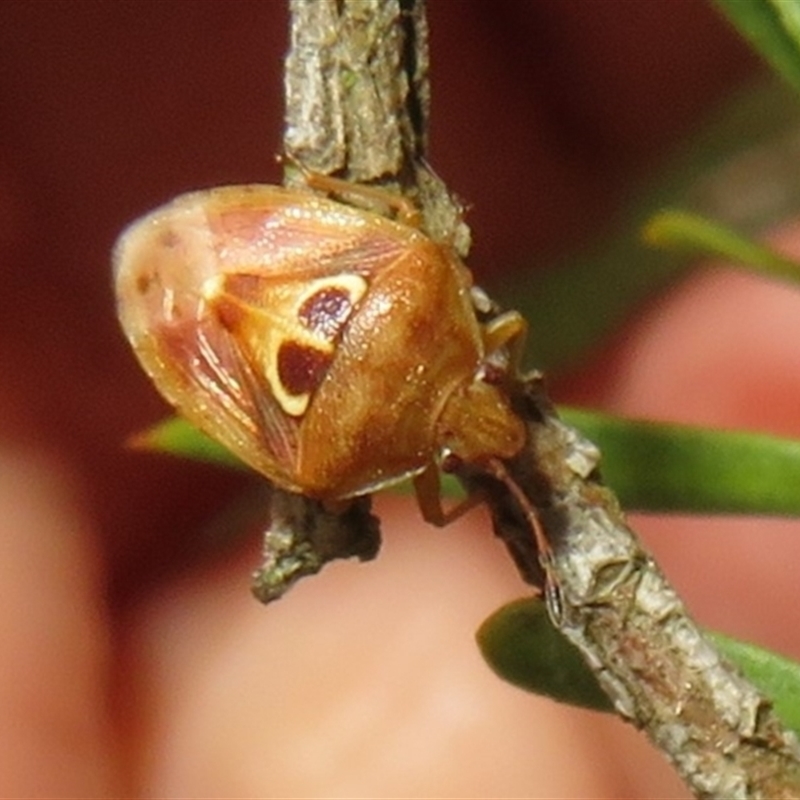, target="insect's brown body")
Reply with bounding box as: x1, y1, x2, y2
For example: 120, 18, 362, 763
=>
115, 184, 525, 506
